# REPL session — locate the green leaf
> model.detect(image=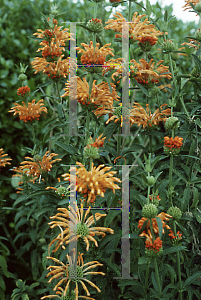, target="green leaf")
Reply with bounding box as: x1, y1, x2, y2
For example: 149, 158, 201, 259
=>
16, 279, 25, 291
131, 79, 151, 97
0, 256, 9, 278
55, 141, 78, 155
103, 122, 119, 143
103, 258, 121, 277
120, 144, 148, 156
138, 219, 149, 235
191, 187, 199, 209
138, 256, 151, 265
155, 217, 163, 239
31, 250, 39, 280
104, 210, 121, 227
162, 246, 187, 256
184, 271, 201, 288
0, 274, 6, 291
181, 187, 191, 211
194, 210, 201, 223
